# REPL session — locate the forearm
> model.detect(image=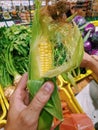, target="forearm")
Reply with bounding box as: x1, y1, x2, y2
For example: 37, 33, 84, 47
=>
80, 52, 98, 77
87, 56, 98, 77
